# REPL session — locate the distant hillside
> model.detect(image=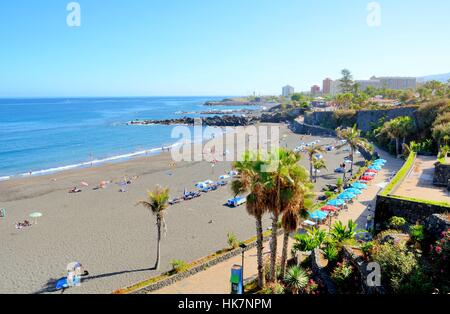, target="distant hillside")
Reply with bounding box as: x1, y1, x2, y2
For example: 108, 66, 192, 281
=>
418, 72, 450, 83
